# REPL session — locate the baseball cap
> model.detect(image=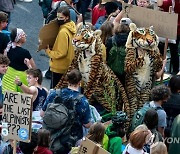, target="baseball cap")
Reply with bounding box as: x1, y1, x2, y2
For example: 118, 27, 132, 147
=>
120, 18, 132, 25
